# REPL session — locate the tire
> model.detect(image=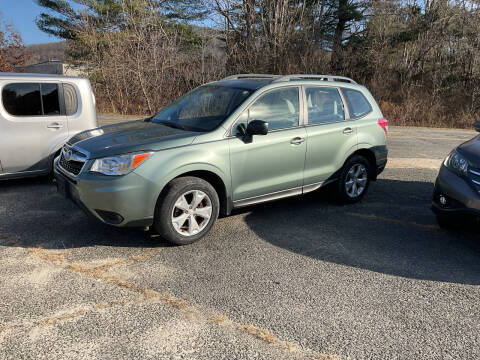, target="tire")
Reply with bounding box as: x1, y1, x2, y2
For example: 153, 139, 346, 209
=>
154, 176, 219, 245
337, 155, 371, 203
